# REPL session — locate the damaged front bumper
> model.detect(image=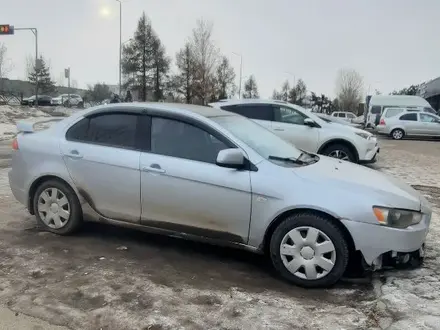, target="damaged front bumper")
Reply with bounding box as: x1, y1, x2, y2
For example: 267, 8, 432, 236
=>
341, 211, 430, 271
